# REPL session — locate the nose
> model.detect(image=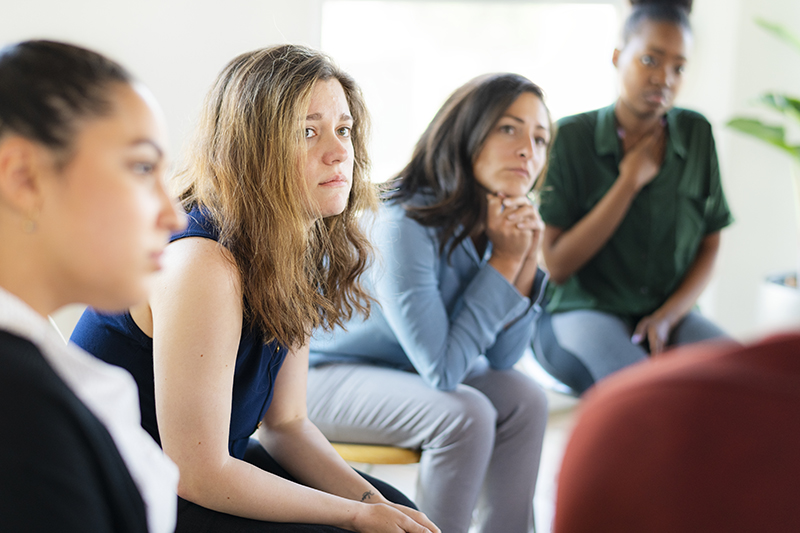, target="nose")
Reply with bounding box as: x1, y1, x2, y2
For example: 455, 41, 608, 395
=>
156, 179, 186, 232
651, 66, 671, 88
517, 135, 536, 159
322, 132, 350, 166
517, 135, 535, 160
